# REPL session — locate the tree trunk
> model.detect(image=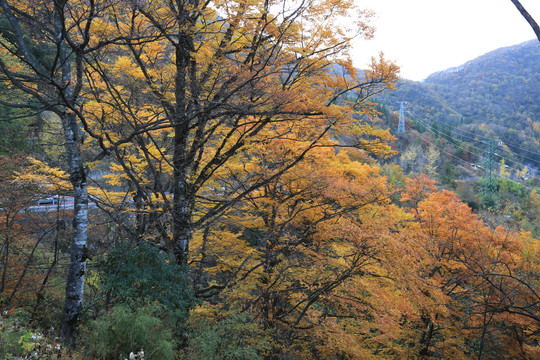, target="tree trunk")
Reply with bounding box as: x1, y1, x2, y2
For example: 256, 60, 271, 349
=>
418, 316, 435, 358
55, 0, 89, 346
0, 0, 89, 346
59, 111, 89, 347
172, 2, 196, 265
172, 117, 192, 264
